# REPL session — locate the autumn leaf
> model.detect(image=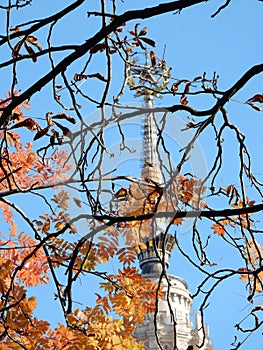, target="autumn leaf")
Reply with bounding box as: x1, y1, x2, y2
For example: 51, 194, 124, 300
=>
225, 184, 233, 196
42, 218, 51, 233
90, 43, 106, 54
24, 41, 37, 62
46, 112, 54, 126
150, 50, 156, 67
12, 40, 23, 59
55, 221, 65, 231
211, 222, 225, 235
115, 188, 128, 198
10, 118, 40, 131
247, 103, 263, 112
138, 27, 148, 36
245, 94, 263, 104
51, 190, 69, 210
180, 96, 189, 105
73, 197, 82, 208
140, 37, 156, 47
53, 120, 73, 139
33, 126, 50, 141
26, 35, 38, 43
26, 36, 42, 51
